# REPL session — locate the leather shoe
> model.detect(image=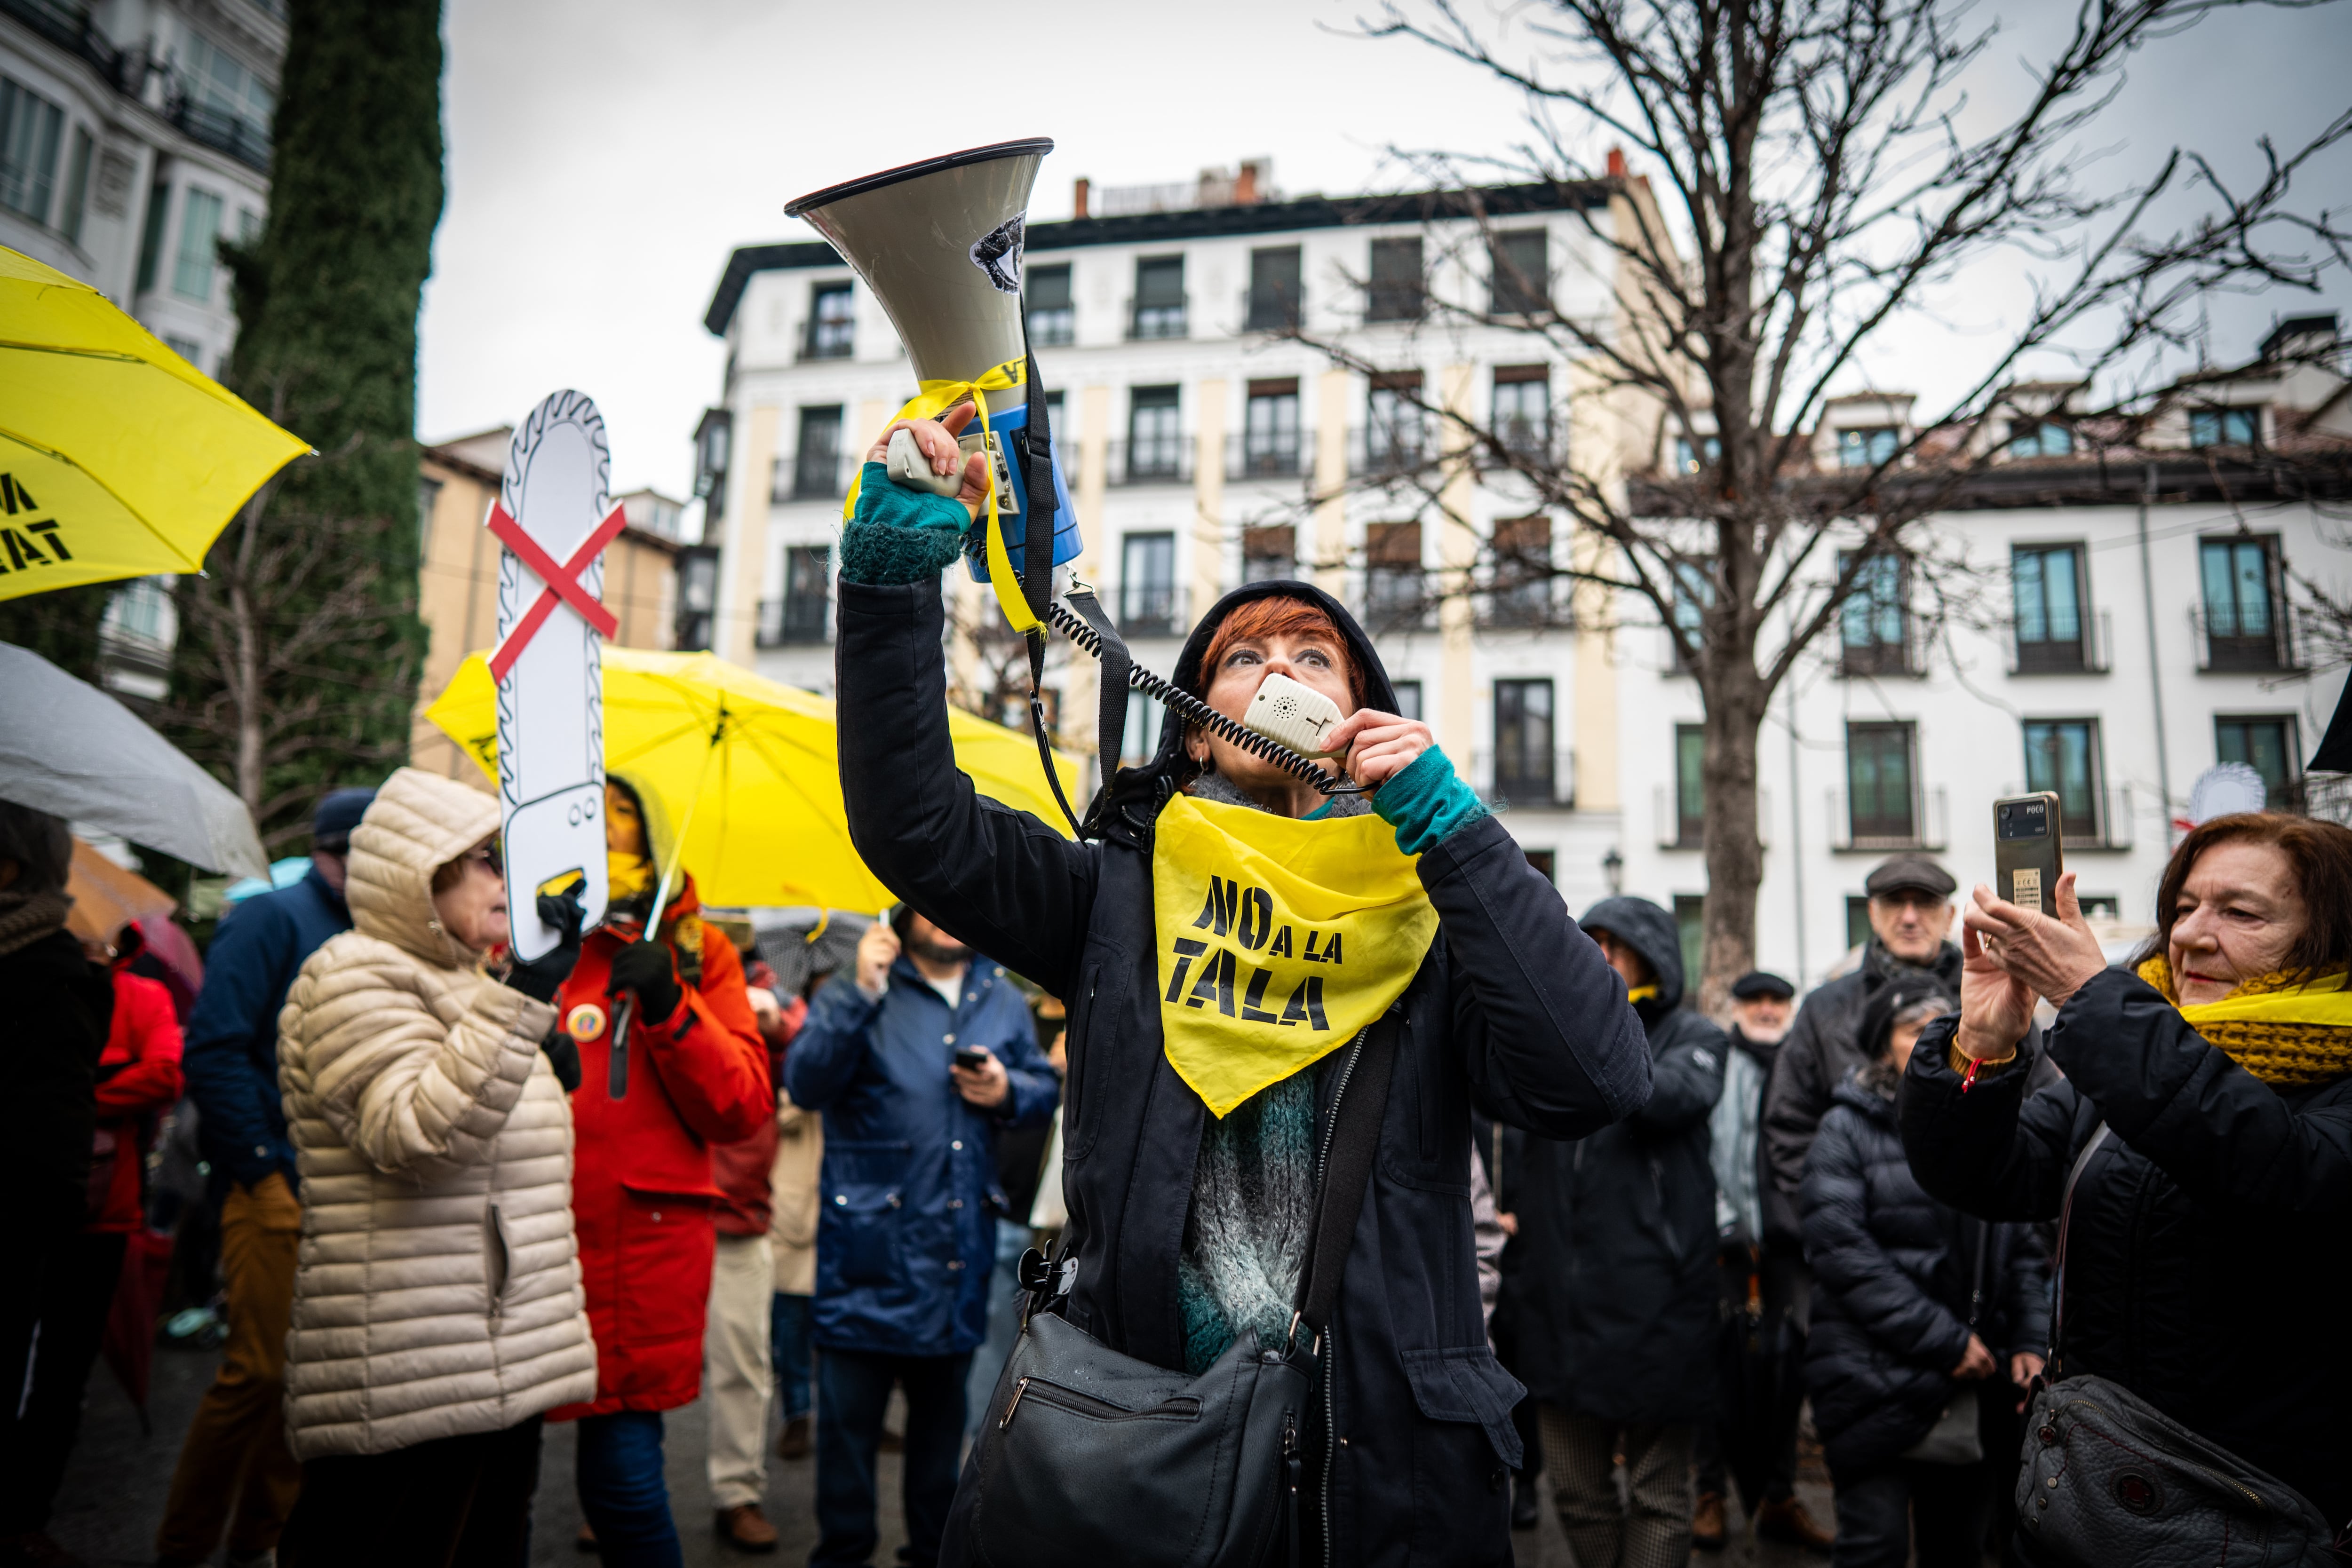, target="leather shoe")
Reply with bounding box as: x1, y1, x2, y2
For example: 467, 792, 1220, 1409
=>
1756, 1495, 1836, 1551
715, 1505, 779, 1553
775, 1412, 811, 1460
1692, 1491, 1727, 1550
